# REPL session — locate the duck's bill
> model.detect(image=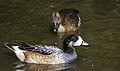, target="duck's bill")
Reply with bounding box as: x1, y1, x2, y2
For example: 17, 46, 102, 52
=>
54, 29, 57, 32
73, 35, 90, 47
53, 22, 60, 32
73, 40, 90, 47
81, 41, 90, 47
